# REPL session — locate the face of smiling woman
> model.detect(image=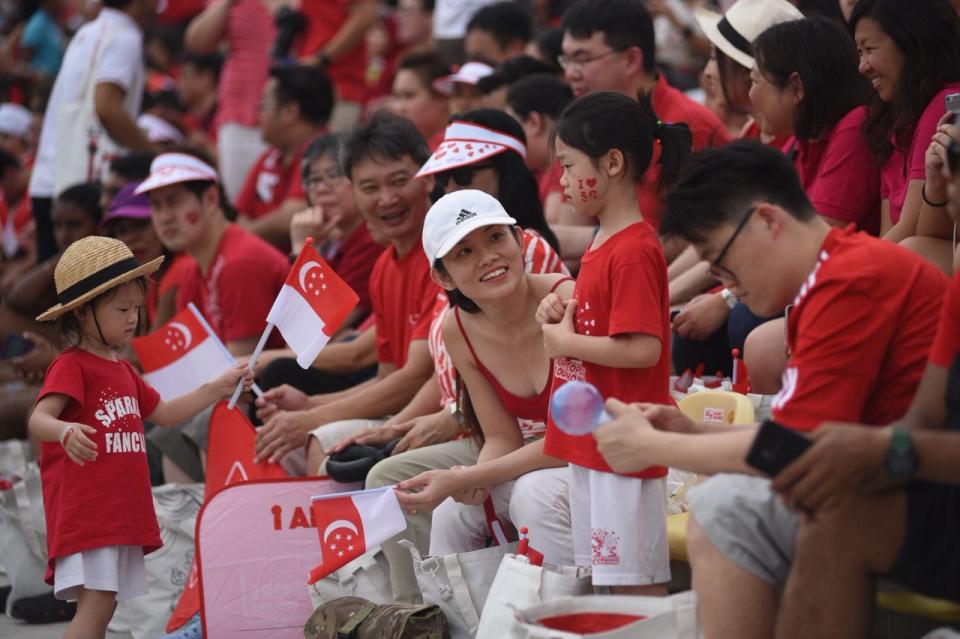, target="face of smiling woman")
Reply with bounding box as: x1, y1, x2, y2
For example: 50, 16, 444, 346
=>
432, 224, 524, 304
